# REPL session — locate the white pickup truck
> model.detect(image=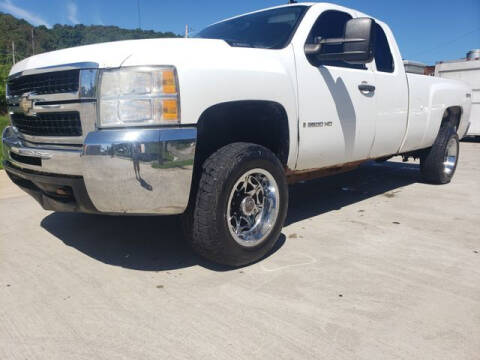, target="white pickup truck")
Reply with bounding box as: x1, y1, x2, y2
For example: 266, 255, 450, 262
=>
2, 3, 472, 266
